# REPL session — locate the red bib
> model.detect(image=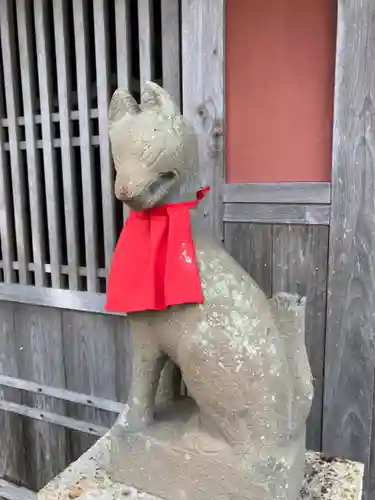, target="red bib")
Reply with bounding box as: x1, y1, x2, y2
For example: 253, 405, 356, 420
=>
105, 187, 210, 313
